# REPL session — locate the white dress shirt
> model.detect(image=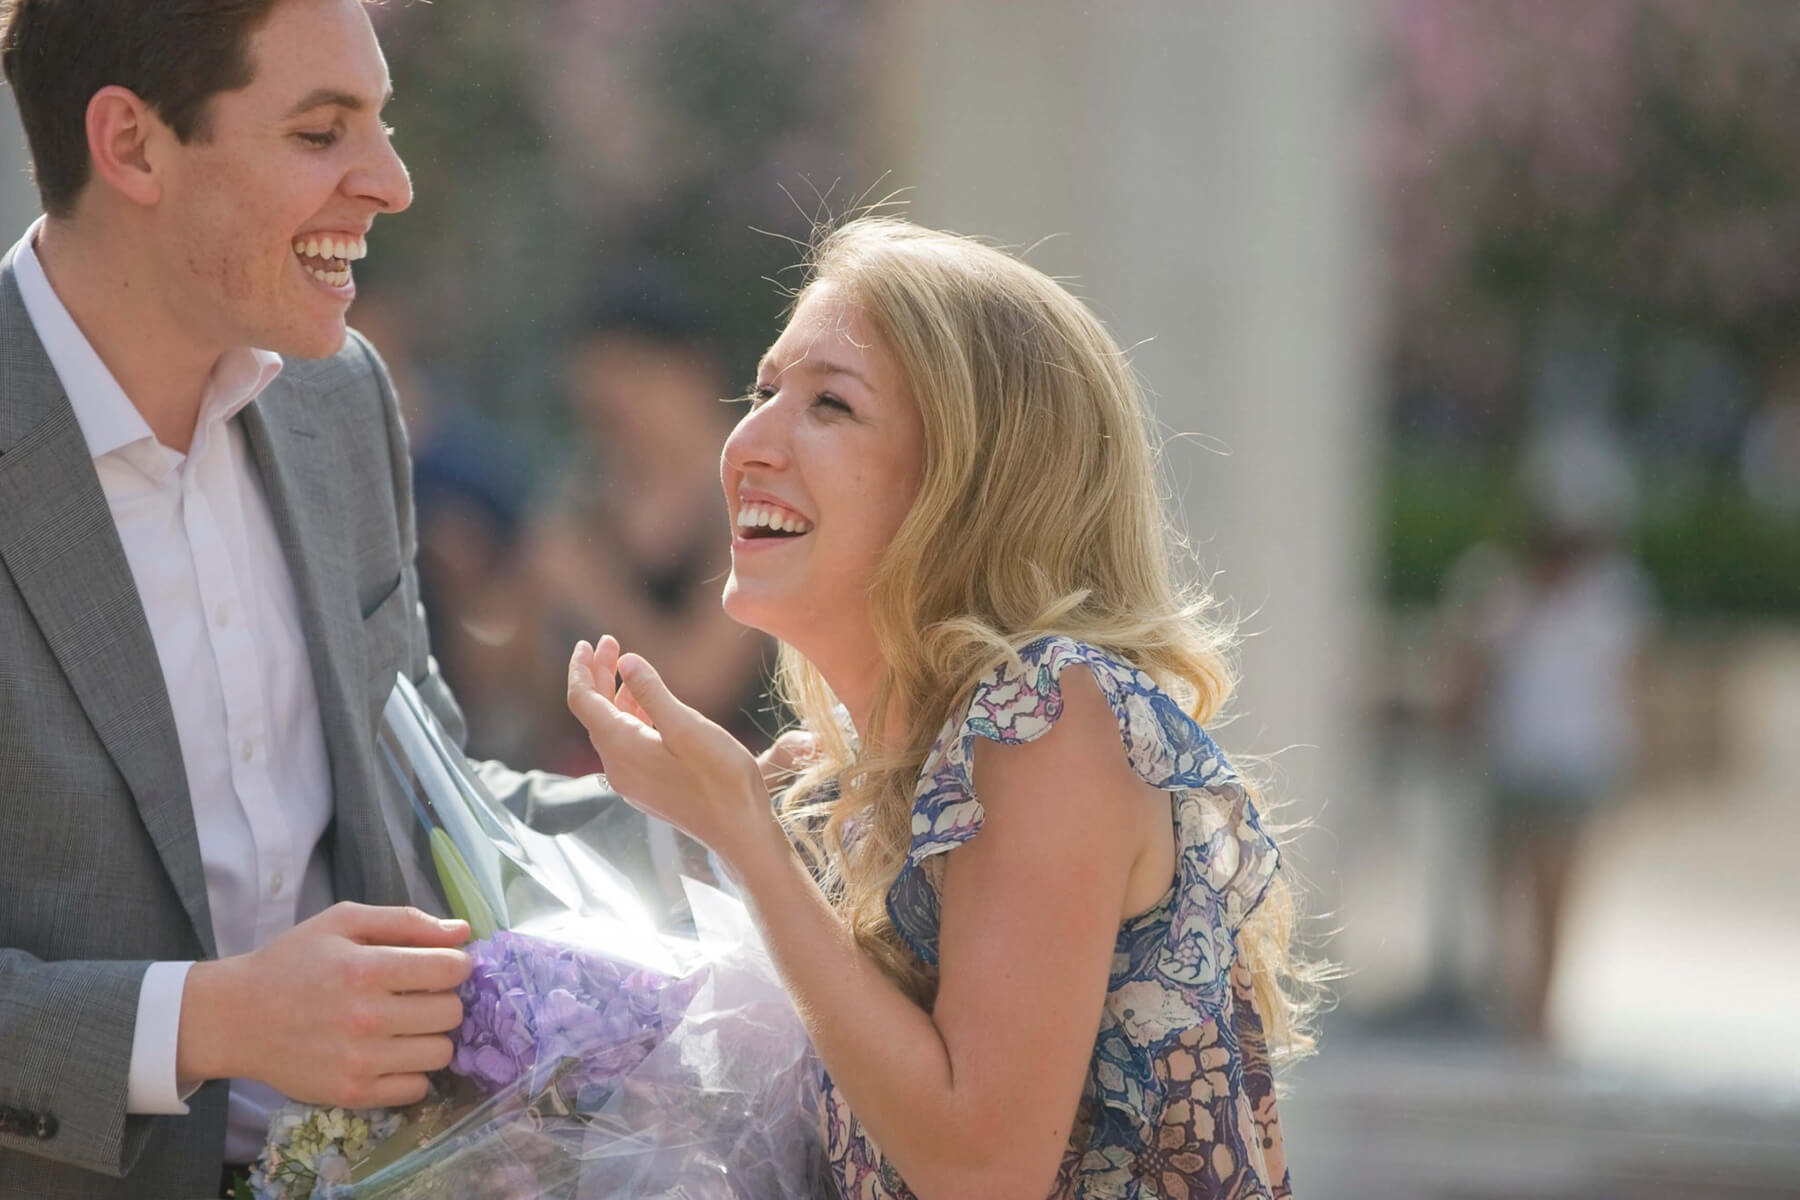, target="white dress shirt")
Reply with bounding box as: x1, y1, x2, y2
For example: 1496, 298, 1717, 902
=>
11, 220, 337, 1164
